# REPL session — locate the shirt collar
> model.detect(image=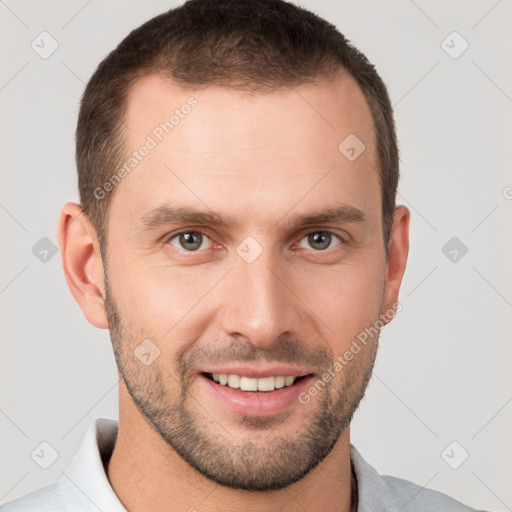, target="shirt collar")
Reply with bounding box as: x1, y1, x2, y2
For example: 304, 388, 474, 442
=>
63, 418, 384, 512
350, 444, 390, 511
61, 418, 126, 511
